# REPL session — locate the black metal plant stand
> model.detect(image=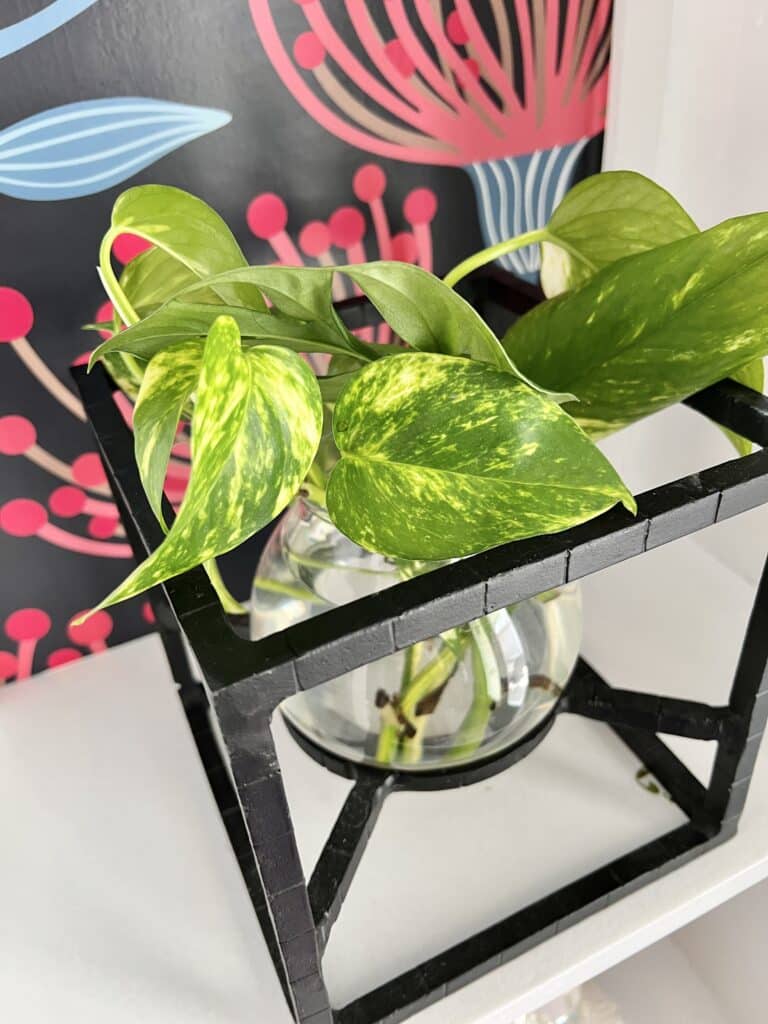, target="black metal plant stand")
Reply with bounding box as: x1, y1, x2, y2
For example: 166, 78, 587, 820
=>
74, 273, 768, 1024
